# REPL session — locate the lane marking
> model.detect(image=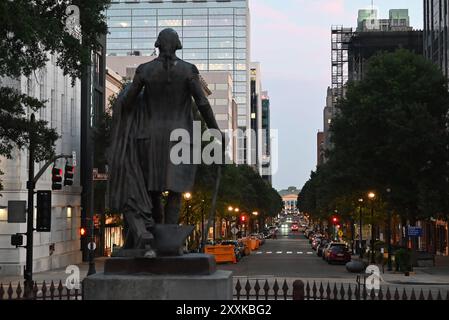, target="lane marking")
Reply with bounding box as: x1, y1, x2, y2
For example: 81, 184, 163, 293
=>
276, 251, 283, 254
256, 252, 263, 255
307, 252, 313, 255
298, 252, 303, 254
266, 251, 273, 254
287, 251, 293, 254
